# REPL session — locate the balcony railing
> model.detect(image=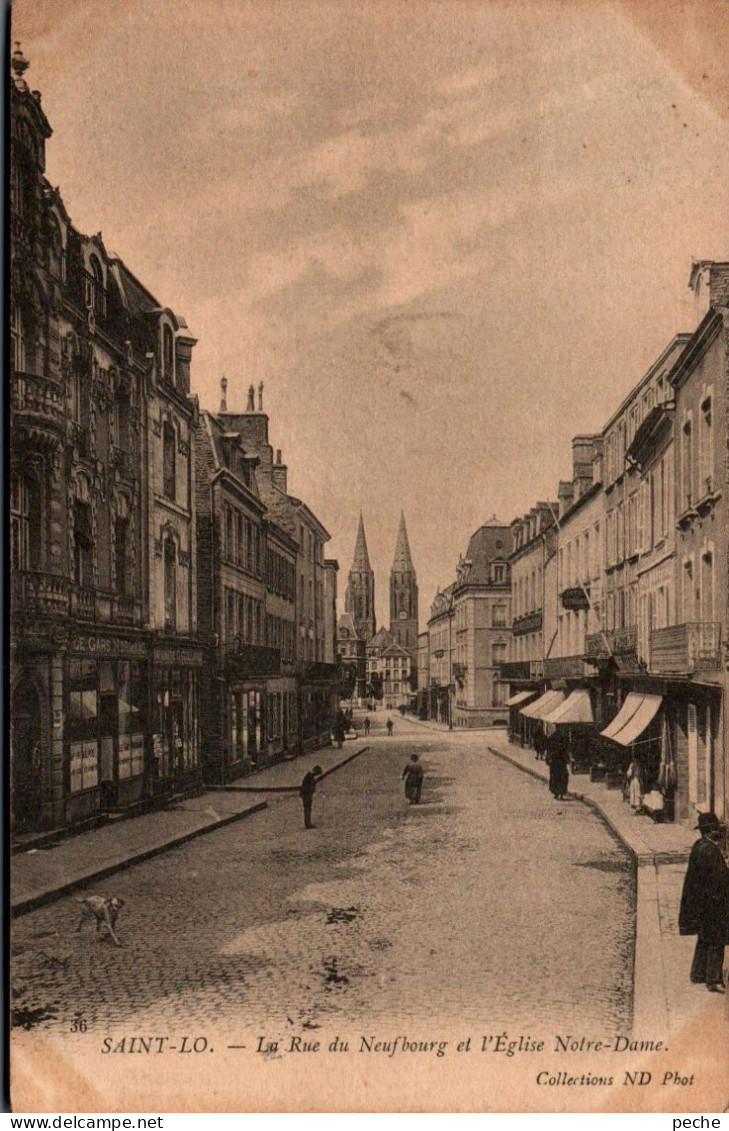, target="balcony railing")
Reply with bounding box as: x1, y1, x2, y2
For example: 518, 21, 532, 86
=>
500, 658, 544, 681
648, 622, 722, 674
70, 586, 97, 620
222, 640, 282, 678
299, 660, 341, 682
585, 626, 638, 660
11, 371, 66, 426
543, 654, 589, 680
12, 571, 70, 617
512, 610, 543, 636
